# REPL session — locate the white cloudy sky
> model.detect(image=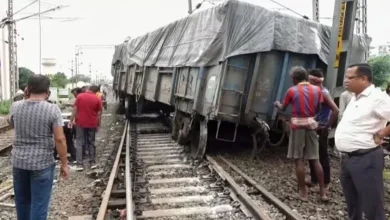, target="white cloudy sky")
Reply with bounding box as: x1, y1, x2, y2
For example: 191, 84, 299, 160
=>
0, 0, 389, 81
